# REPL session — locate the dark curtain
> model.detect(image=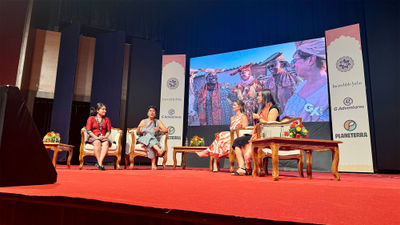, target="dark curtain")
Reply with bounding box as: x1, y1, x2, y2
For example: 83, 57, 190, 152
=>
68, 101, 90, 165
